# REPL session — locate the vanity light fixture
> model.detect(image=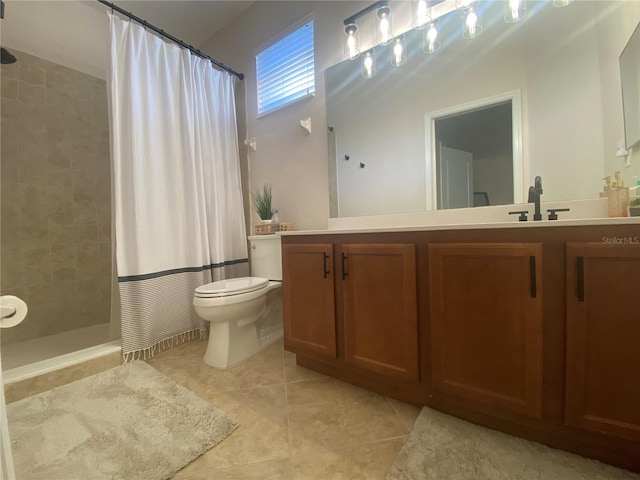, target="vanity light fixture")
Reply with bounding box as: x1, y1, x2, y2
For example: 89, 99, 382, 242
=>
413, 0, 432, 30
376, 3, 394, 45
345, 23, 360, 59
342, 0, 581, 80
390, 36, 407, 66
362, 50, 377, 78
343, 1, 393, 55
505, 0, 527, 23
423, 22, 441, 54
